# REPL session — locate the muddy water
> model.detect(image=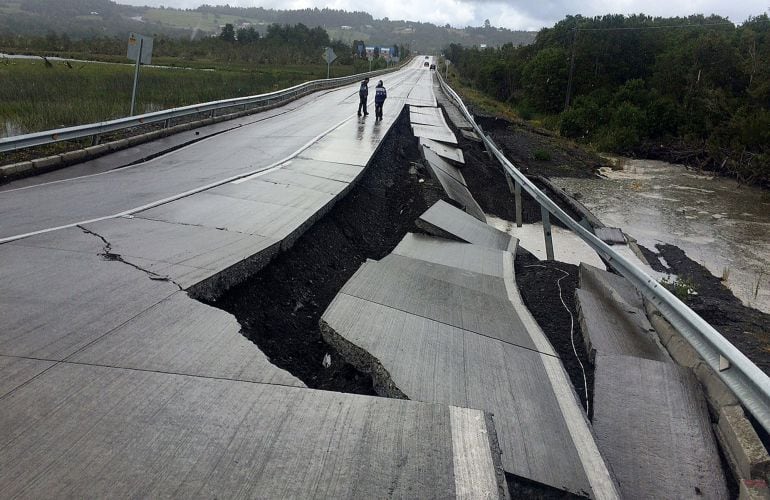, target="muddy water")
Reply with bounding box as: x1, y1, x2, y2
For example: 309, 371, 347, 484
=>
551, 158, 770, 314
